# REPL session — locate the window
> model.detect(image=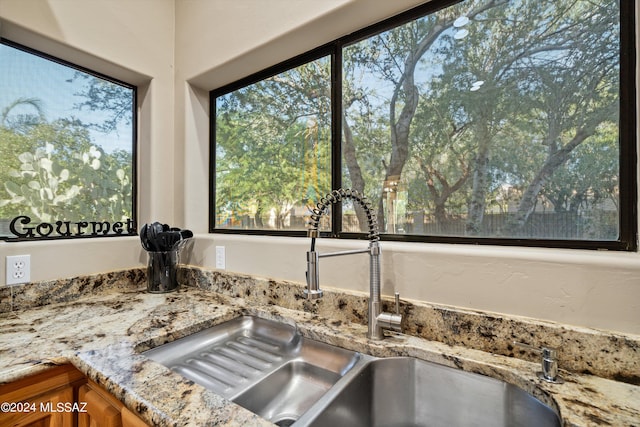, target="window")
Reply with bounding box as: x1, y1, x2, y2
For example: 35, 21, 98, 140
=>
211, 0, 636, 250
213, 54, 332, 233
0, 40, 136, 240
